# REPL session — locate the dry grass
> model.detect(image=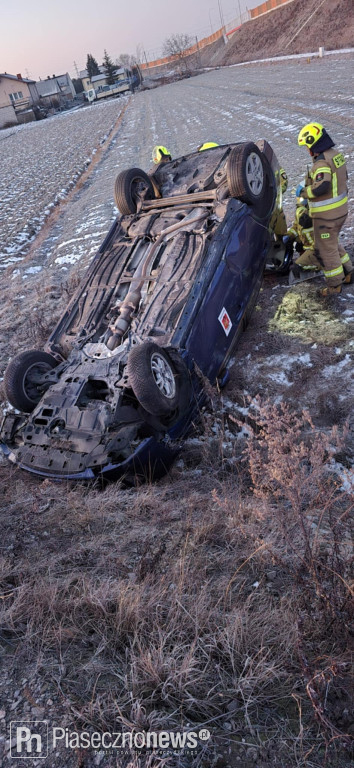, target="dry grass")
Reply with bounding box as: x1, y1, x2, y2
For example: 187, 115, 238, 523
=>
0, 400, 353, 767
